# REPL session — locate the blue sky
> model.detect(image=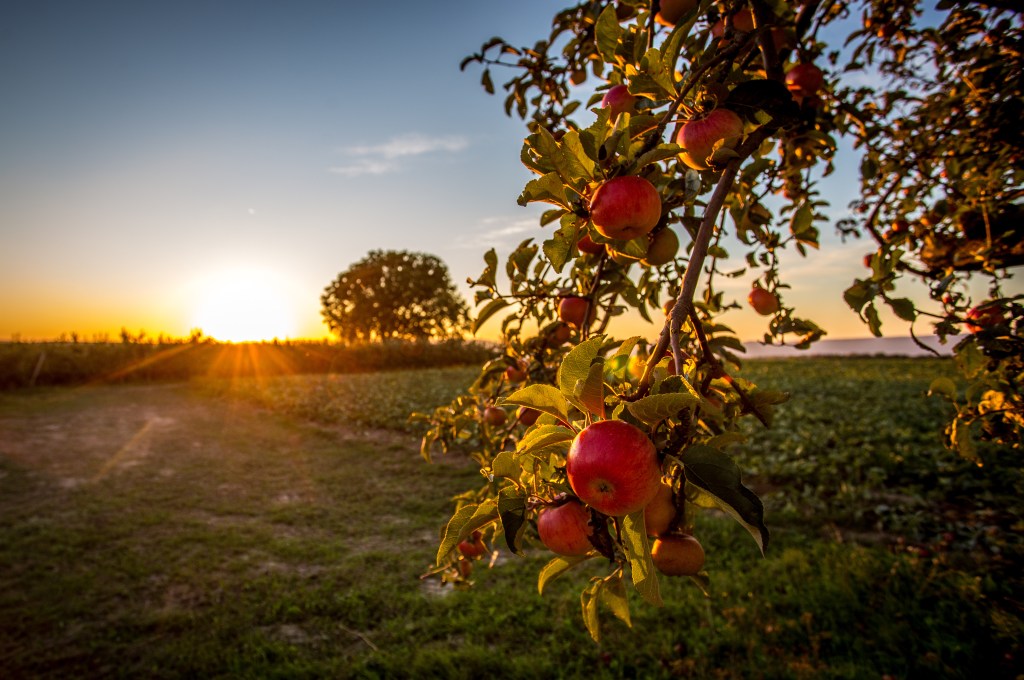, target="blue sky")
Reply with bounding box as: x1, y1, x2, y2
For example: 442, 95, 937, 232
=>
0, 1, 1010, 343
